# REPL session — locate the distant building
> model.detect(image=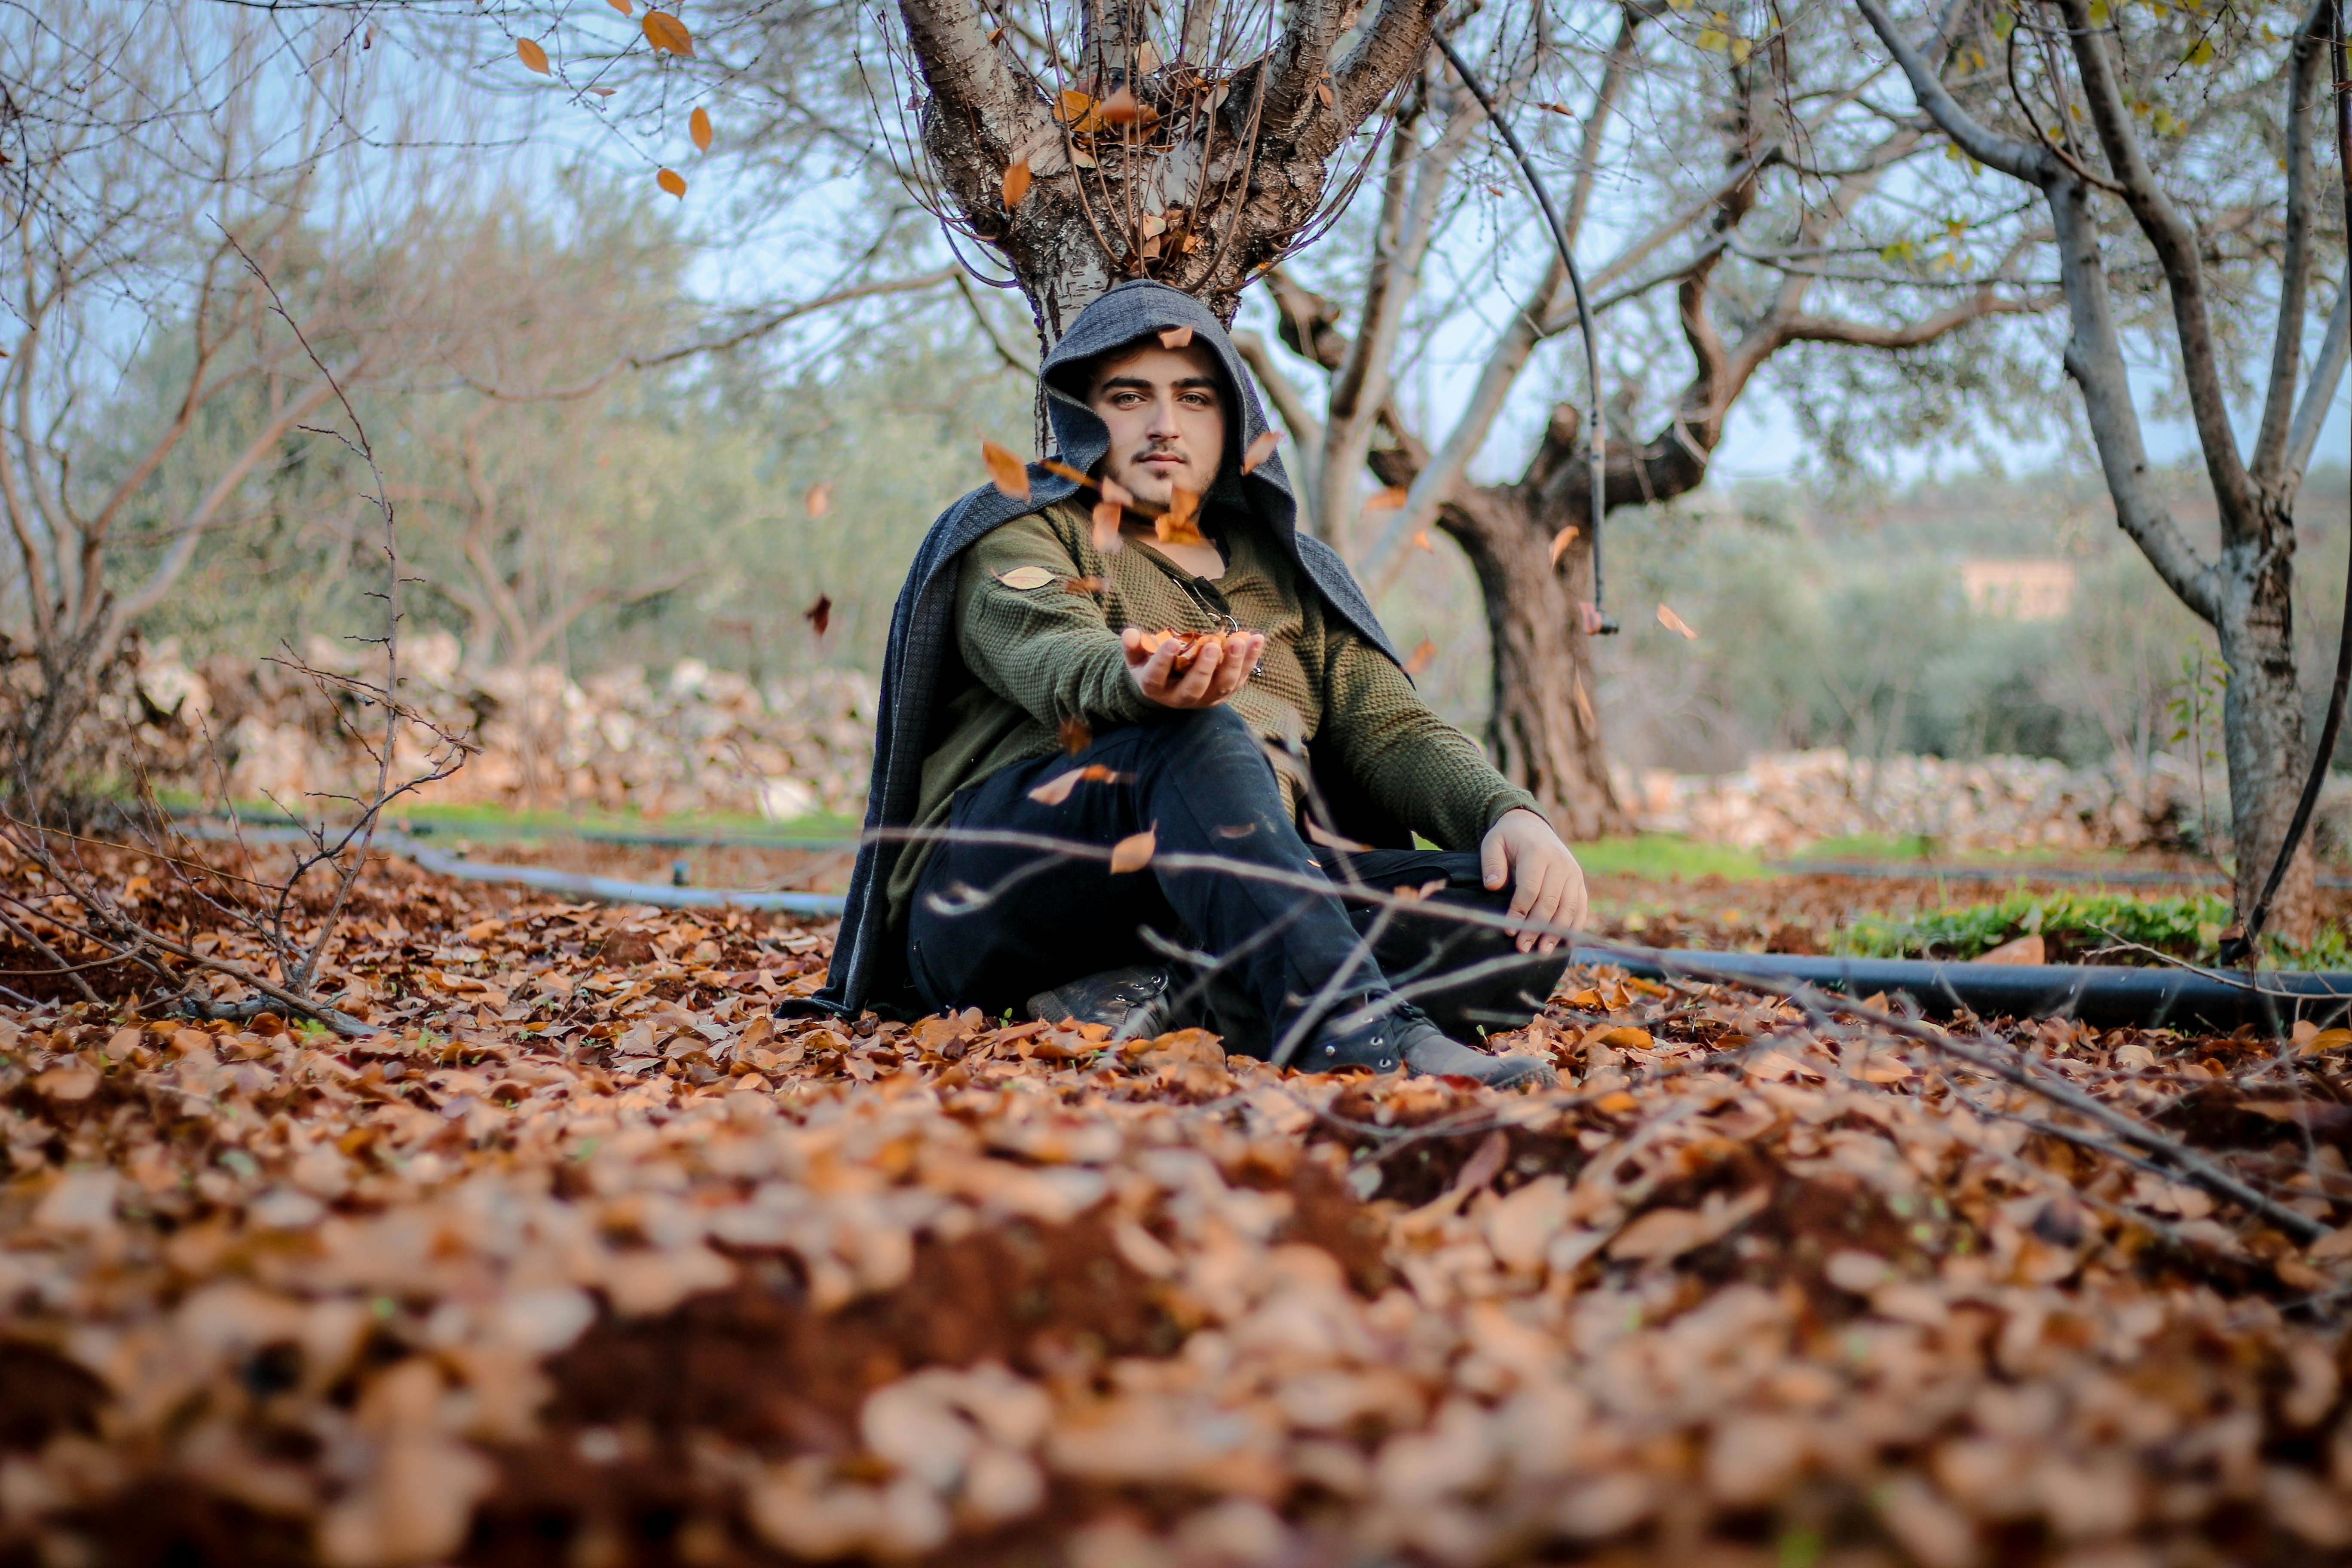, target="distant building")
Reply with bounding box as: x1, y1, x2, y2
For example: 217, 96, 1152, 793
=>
1960, 557, 2076, 620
